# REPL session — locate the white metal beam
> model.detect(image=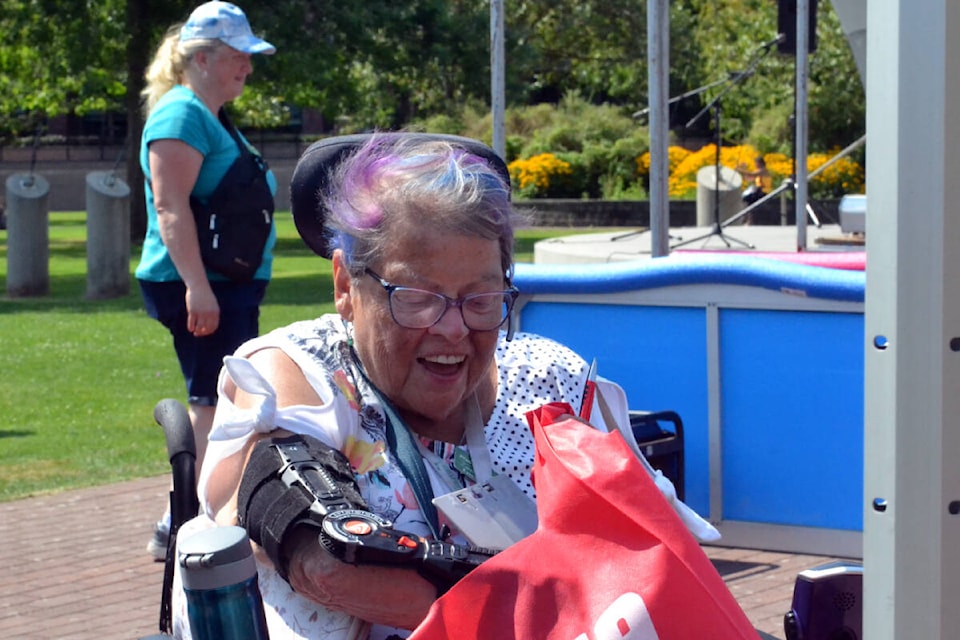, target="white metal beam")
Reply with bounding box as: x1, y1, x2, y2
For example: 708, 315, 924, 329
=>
864, 0, 960, 637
